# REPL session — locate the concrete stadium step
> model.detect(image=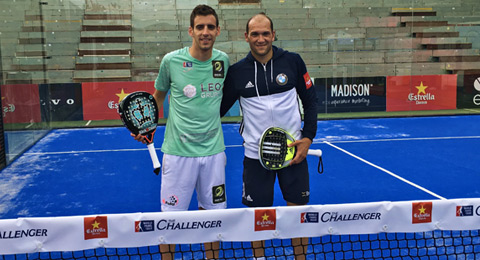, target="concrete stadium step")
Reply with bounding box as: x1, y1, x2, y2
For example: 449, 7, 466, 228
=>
432, 49, 480, 56
423, 43, 472, 50
413, 32, 460, 38
12, 56, 75, 71
384, 50, 435, 63
401, 21, 449, 27
5, 70, 74, 84
73, 69, 131, 82
433, 56, 480, 62
132, 19, 179, 31
80, 31, 131, 42
75, 55, 132, 70
78, 43, 131, 51
445, 61, 480, 71
84, 14, 132, 20
18, 31, 81, 43
131, 42, 182, 55
76, 55, 131, 64
132, 31, 181, 42
307, 63, 396, 78
391, 7, 436, 17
